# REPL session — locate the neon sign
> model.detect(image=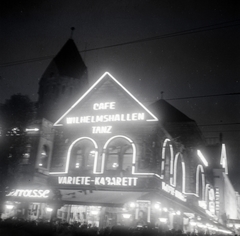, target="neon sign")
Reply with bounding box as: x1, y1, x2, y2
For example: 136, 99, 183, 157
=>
58, 176, 138, 187
54, 72, 158, 127
6, 189, 50, 198
66, 101, 146, 134
162, 182, 186, 202
66, 113, 145, 124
